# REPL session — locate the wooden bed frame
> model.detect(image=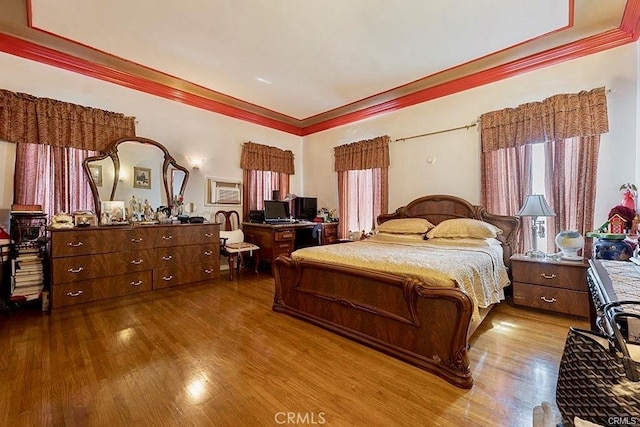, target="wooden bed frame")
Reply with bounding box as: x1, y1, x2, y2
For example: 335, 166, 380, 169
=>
273, 195, 520, 389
